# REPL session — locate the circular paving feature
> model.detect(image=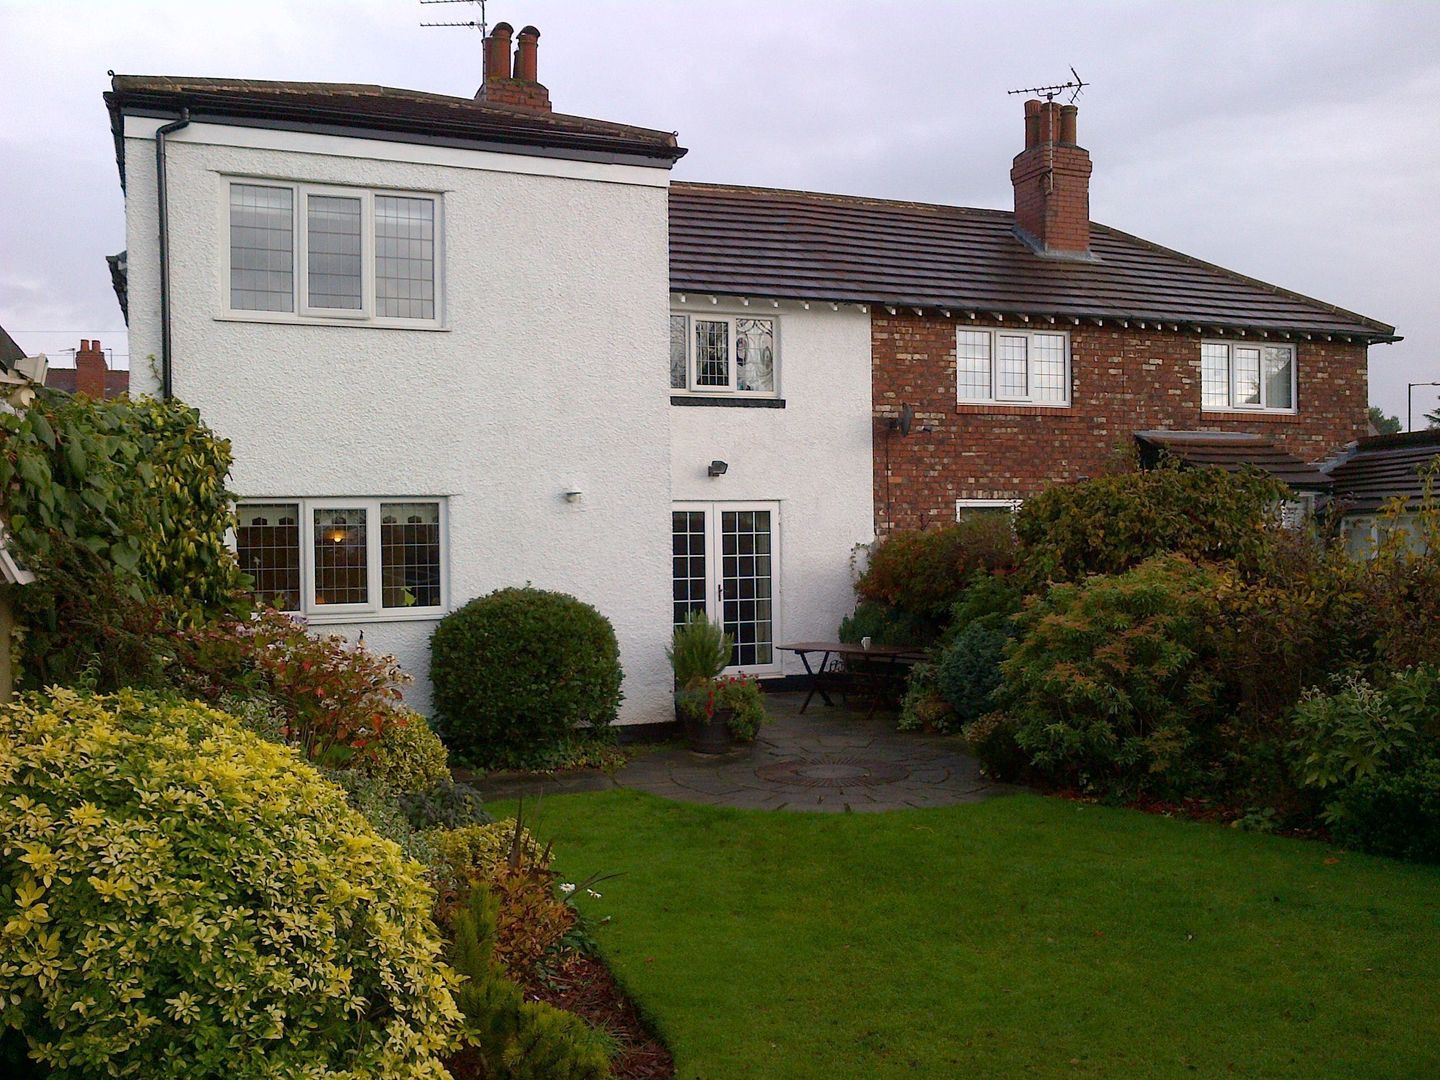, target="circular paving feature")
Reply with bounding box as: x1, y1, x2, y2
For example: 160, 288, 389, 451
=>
755, 755, 911, 788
